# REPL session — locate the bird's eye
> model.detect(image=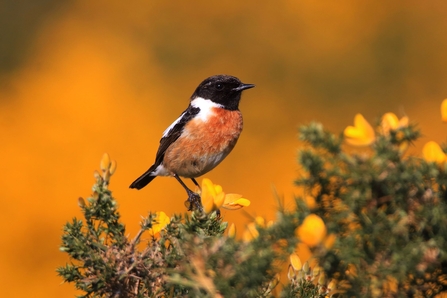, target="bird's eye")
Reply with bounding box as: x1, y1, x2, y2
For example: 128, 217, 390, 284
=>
215, 83, 224, 90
